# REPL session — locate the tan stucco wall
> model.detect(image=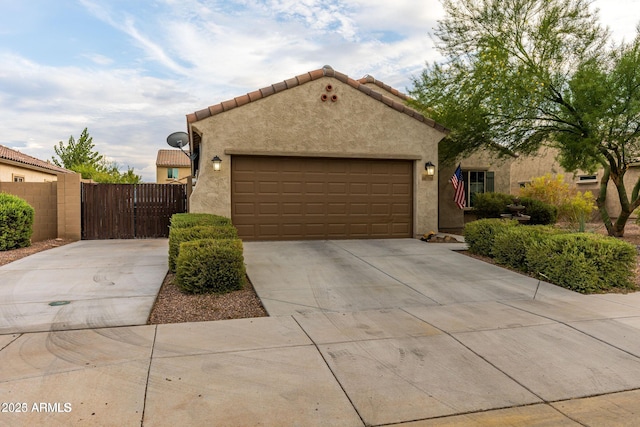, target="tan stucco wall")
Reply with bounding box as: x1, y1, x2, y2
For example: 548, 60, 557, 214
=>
189, 76, 446, 237
0, 163, 58, 182
0, 173, 80, 242
510, 147, 602, 196
0, 181, 58, 242
156, 166, 191, 184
